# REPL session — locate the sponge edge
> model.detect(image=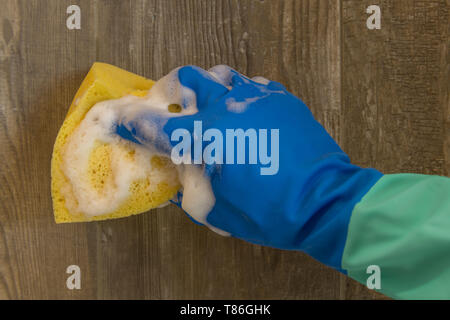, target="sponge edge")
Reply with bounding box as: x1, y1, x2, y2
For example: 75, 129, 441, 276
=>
51, 62, 180, 223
